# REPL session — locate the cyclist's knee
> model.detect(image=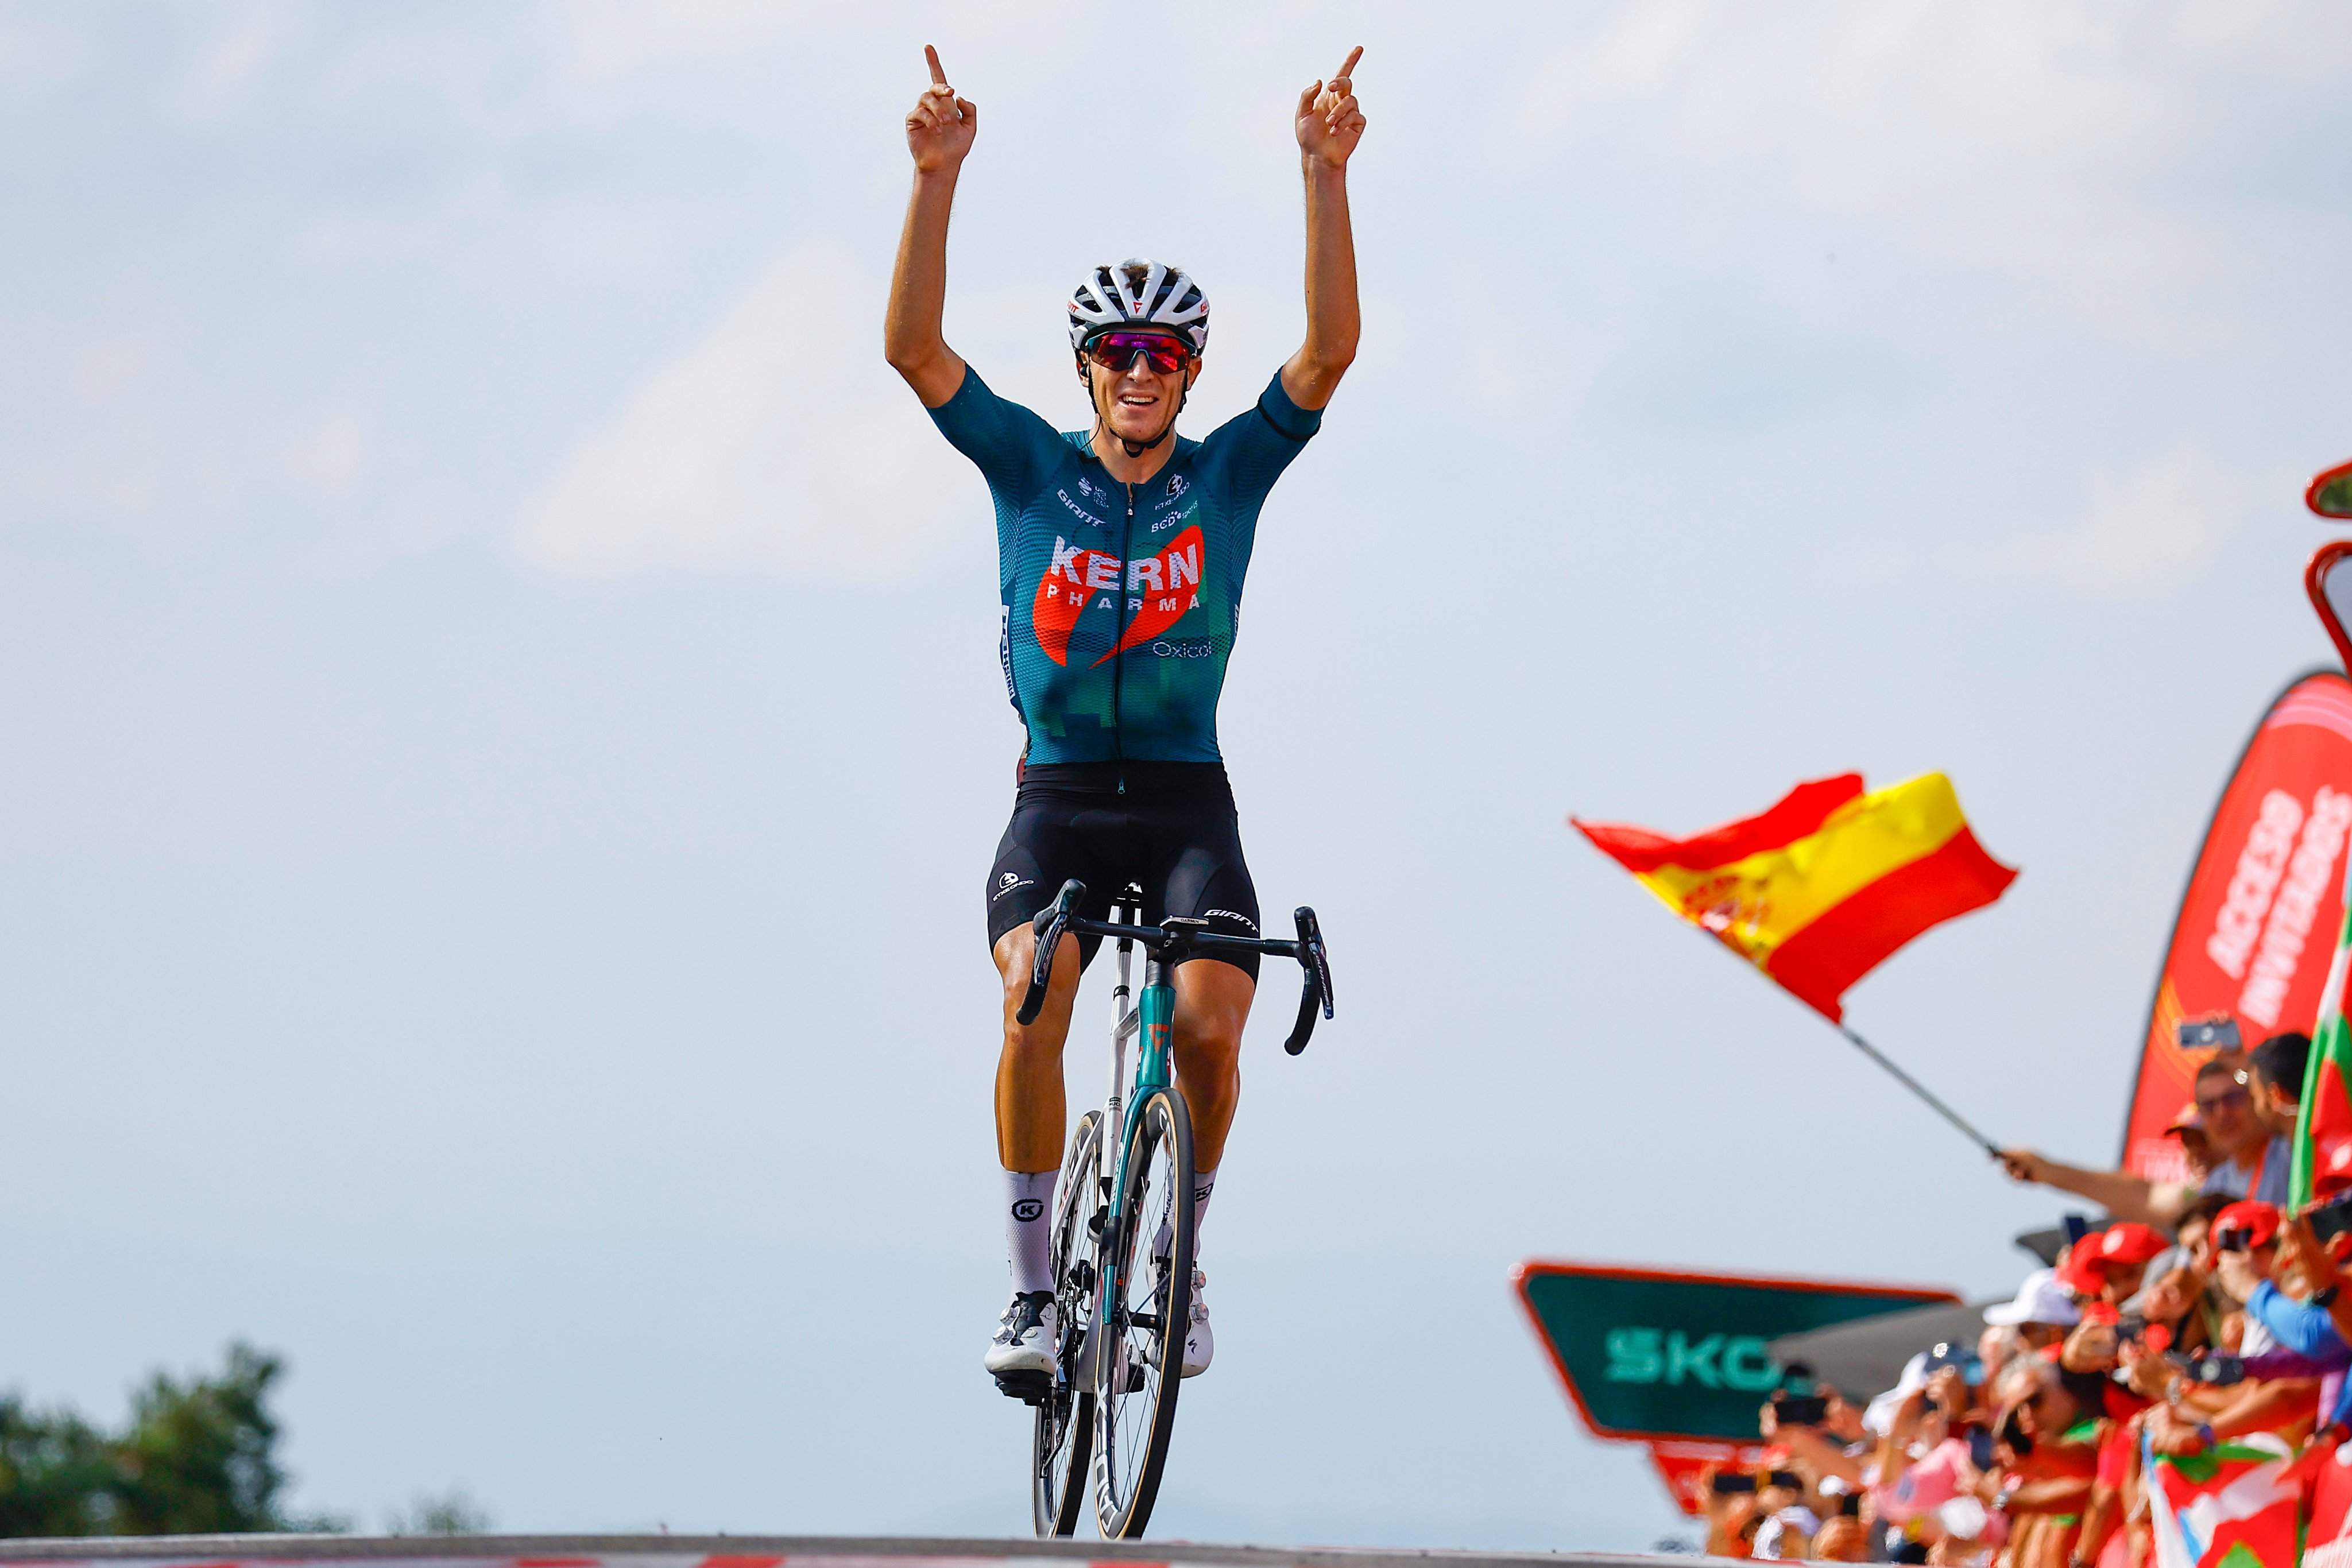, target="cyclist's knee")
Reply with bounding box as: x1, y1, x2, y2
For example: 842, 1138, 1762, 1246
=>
1173, 1013, 1244, 1070
1172, 962, 1252, 1068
